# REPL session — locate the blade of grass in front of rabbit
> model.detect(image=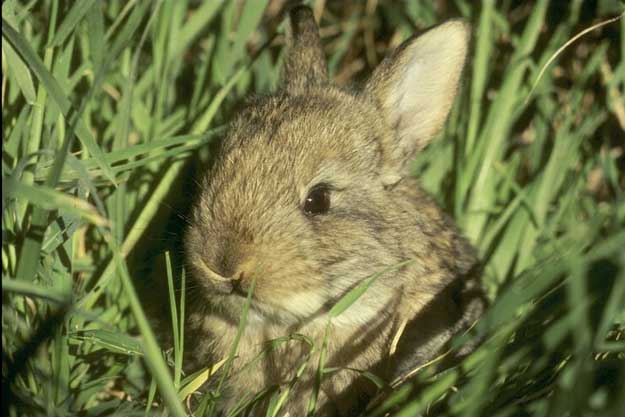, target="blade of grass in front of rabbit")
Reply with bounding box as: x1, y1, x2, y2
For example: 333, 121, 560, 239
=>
165, 251, 182, 389
208, 276, 256, 417
108, 233, 187, 417
328, 259, 414, 318
306, 321, 330, 417
234, 333, 314, 379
